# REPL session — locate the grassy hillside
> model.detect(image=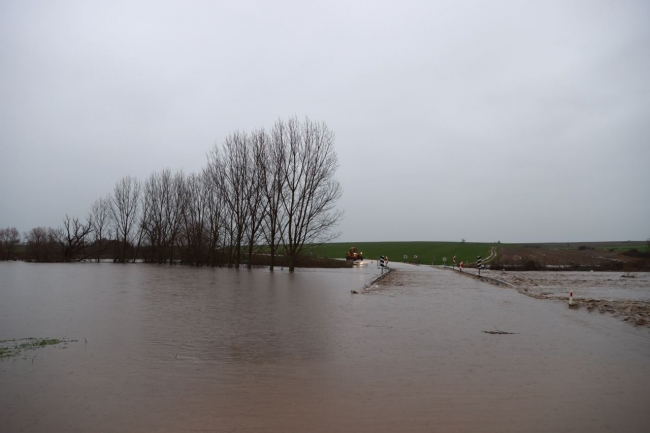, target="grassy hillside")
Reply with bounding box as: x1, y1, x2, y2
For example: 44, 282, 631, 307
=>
306, 241, 495, 265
